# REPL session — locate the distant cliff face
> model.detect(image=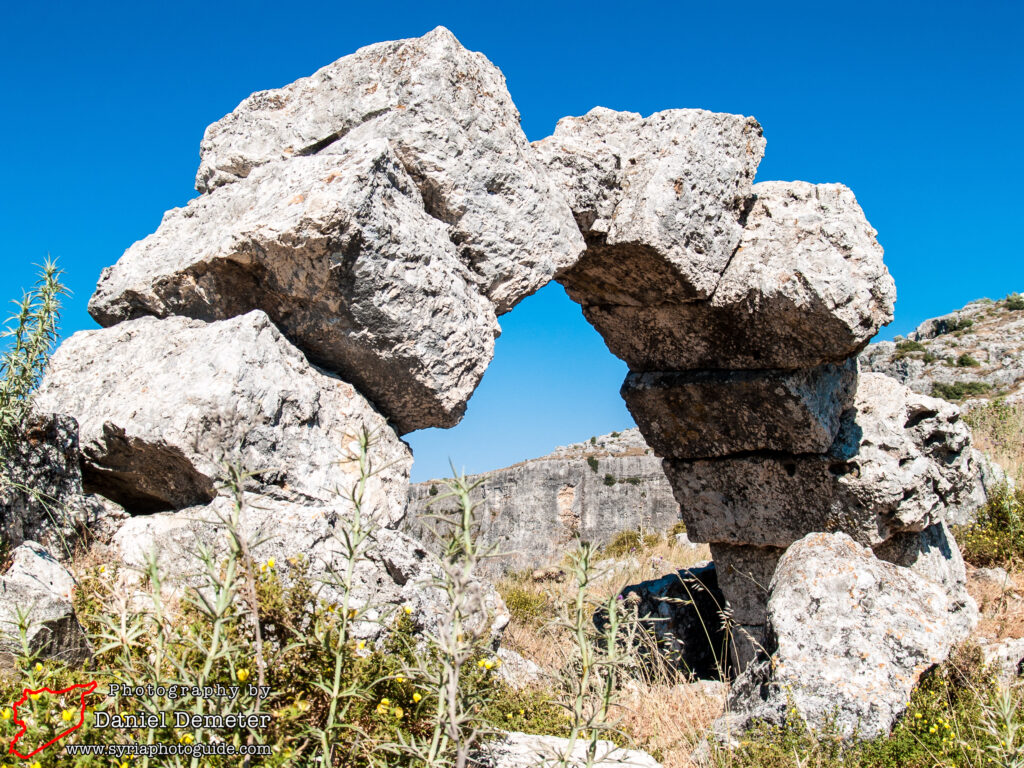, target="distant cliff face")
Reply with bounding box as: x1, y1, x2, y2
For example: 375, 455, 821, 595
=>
861, 294, 1024, 404
405, 429, 680, 575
